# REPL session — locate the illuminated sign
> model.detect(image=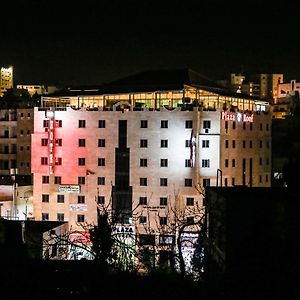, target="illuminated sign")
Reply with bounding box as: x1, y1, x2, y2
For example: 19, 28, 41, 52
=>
221, 111, 254, 122
69, 204, 87, 211
112, 225, 135, 235
47, 109, 55, 174
59, 185, 80, 193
